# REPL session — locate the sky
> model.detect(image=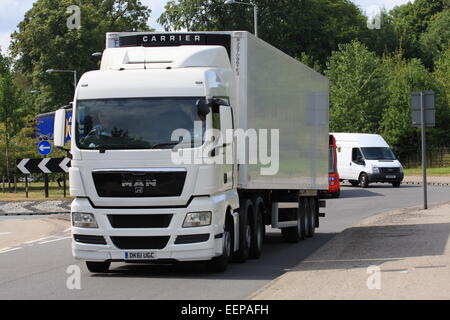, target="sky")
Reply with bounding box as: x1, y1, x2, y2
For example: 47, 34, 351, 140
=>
0, 0, 414, 55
